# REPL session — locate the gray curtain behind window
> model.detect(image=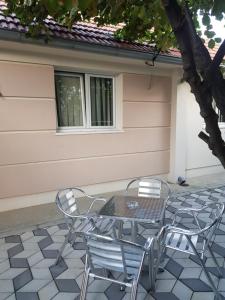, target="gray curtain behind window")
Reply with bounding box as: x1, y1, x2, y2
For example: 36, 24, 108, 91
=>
55, 74, 83, 127
90, 77, 113, 126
